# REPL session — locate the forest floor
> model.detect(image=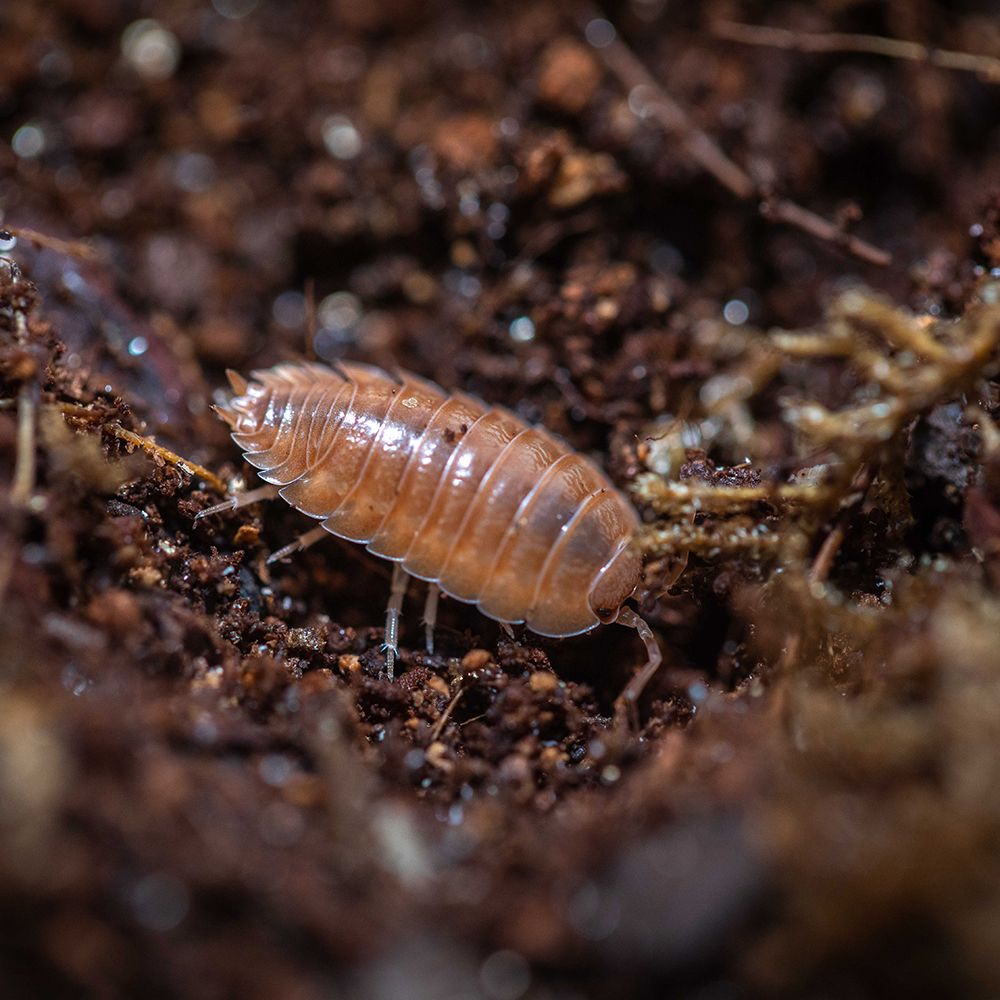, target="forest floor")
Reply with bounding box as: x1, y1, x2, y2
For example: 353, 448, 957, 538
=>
3, 1, 1000, 997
